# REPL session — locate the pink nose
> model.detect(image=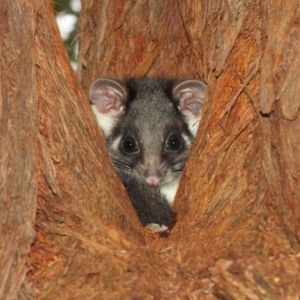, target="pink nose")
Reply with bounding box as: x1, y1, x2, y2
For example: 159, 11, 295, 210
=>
145, 176, 160, 186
